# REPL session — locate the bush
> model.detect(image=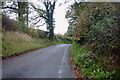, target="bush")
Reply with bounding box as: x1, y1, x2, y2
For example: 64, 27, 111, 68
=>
27, 28, 48, 39
2, 14, 29, 34
55, 34, 72, 44
71, 43, 117, 79
2, 14, 19, 31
